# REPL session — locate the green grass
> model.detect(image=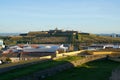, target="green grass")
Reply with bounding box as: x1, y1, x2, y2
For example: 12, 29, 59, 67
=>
56, 56, 83, 62
45, 60, 120, 80
0, 60, 66, 80
0, 56, 82, 80
0, 59, 44, 68
1, 56, 118, 80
